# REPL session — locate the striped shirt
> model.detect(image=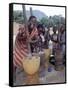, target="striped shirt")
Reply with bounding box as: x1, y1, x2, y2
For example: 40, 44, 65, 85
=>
13, 28, 38, 68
